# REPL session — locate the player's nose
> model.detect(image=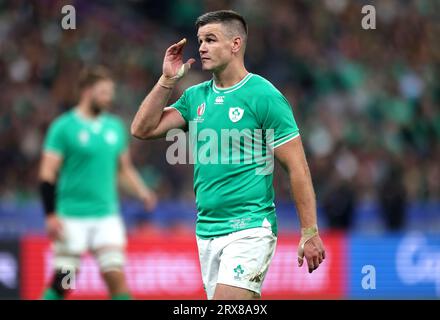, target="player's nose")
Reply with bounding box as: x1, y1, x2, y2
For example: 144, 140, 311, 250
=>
199, 42, 207, 54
